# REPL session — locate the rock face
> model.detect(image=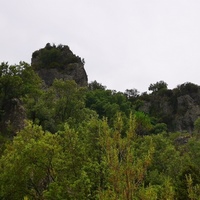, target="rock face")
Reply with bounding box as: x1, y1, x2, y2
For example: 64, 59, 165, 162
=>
35, 63, 88, 87
0, 98, 26, 137
31, 43, 88, 87
137, 83, 200, 133
175, 95, 200, 133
